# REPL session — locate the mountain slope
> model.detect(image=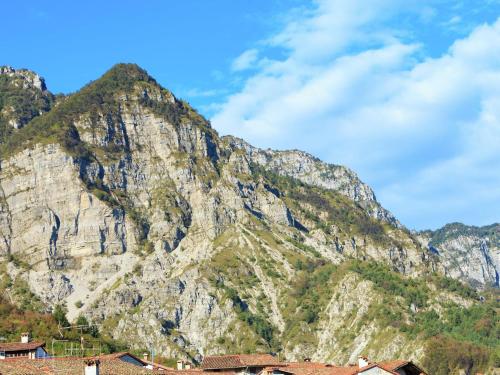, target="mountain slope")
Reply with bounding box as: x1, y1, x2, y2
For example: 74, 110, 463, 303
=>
0, 64, 497, 374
